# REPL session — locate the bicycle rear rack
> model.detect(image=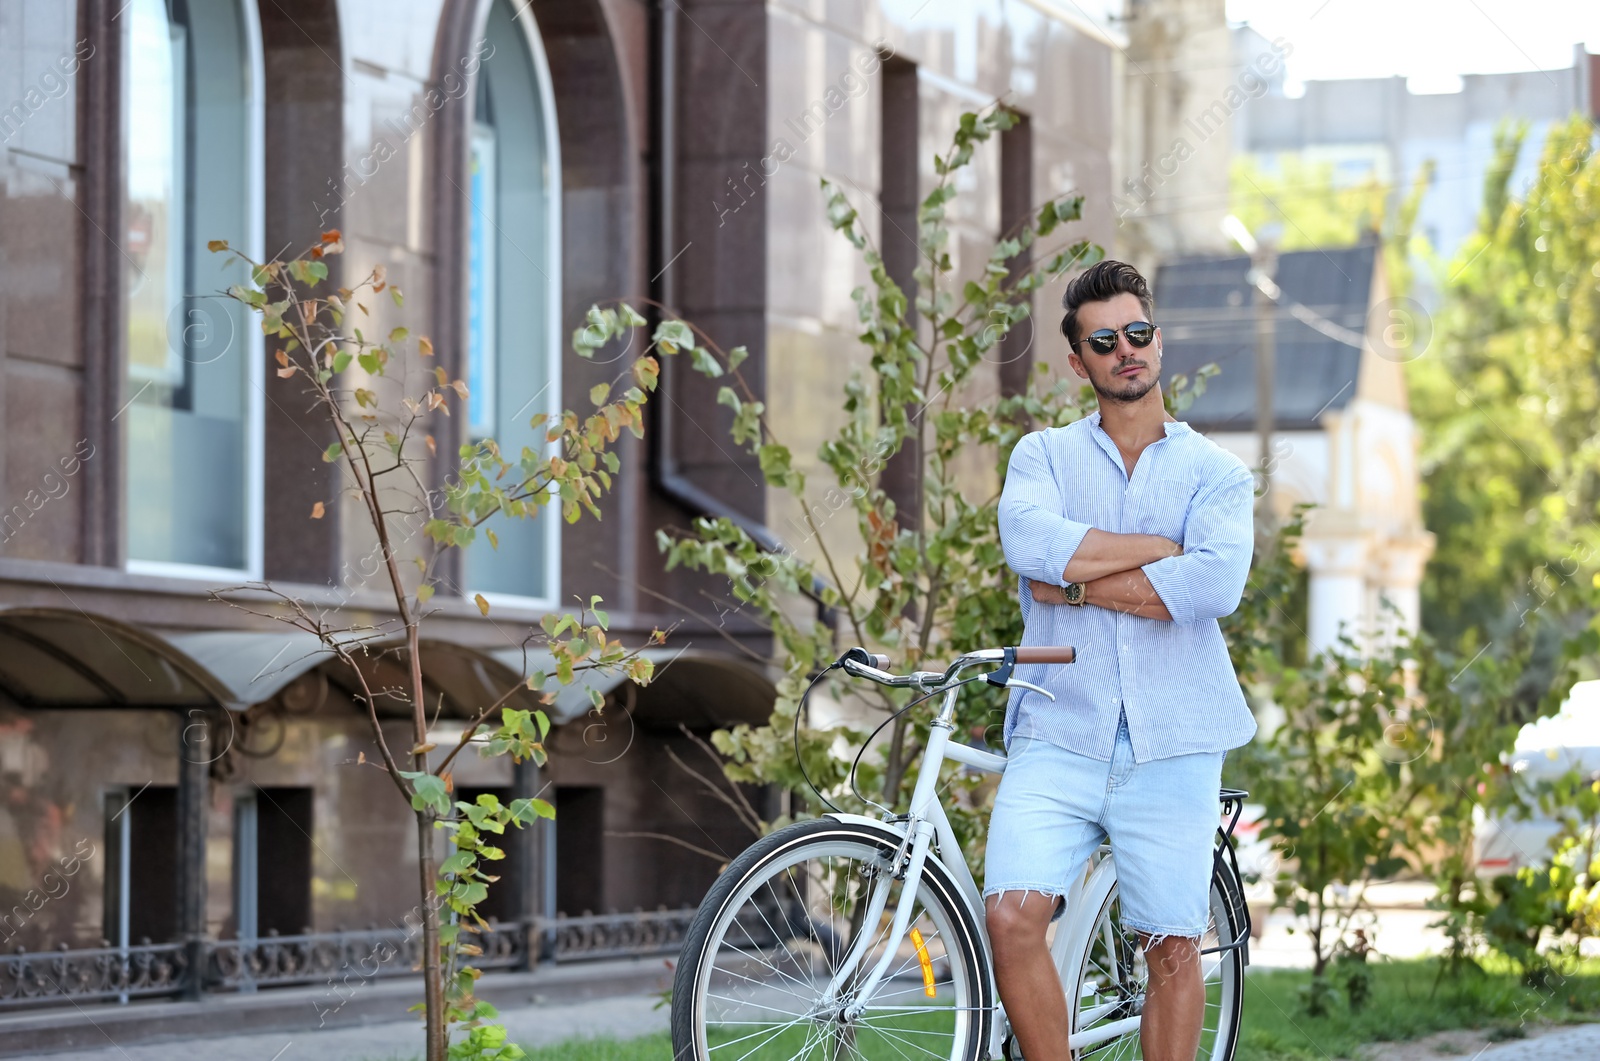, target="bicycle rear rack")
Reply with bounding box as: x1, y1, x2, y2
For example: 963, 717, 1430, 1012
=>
1205, 787, 1253, 963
